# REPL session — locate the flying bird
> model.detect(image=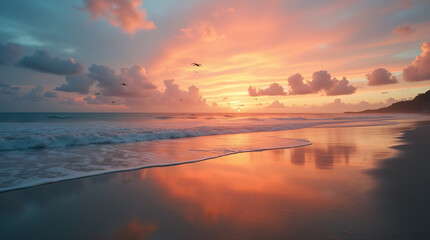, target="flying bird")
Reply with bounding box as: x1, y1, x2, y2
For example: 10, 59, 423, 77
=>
120, 83, 127, 86
94, 92, 100, 95
112, 101, 115, 104
191, 63, 202, 67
